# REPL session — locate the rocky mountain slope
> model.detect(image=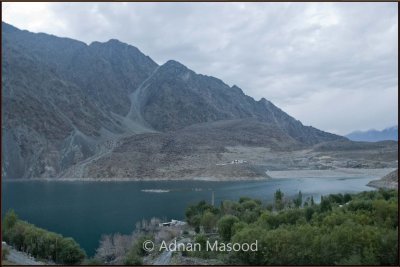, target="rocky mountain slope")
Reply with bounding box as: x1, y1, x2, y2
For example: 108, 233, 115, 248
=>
66, 132, 397, 180
2, 22, 396, 180
2, 22, 158, 178
136, 59, 341, 146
